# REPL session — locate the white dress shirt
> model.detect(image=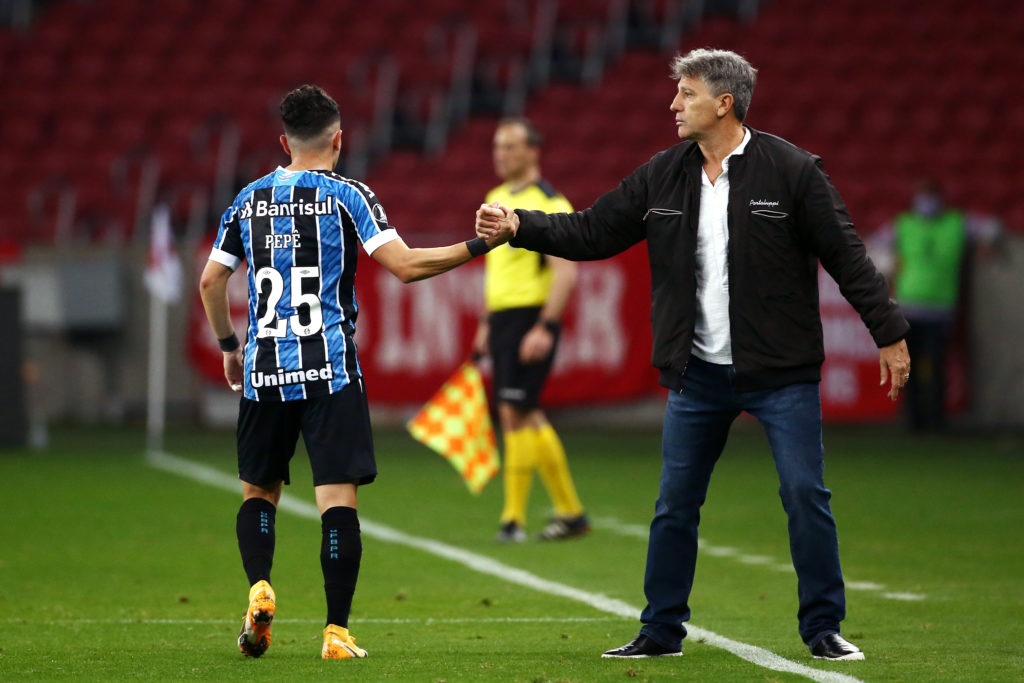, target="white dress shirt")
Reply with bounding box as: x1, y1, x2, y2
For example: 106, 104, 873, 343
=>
692, 127, 751, 365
